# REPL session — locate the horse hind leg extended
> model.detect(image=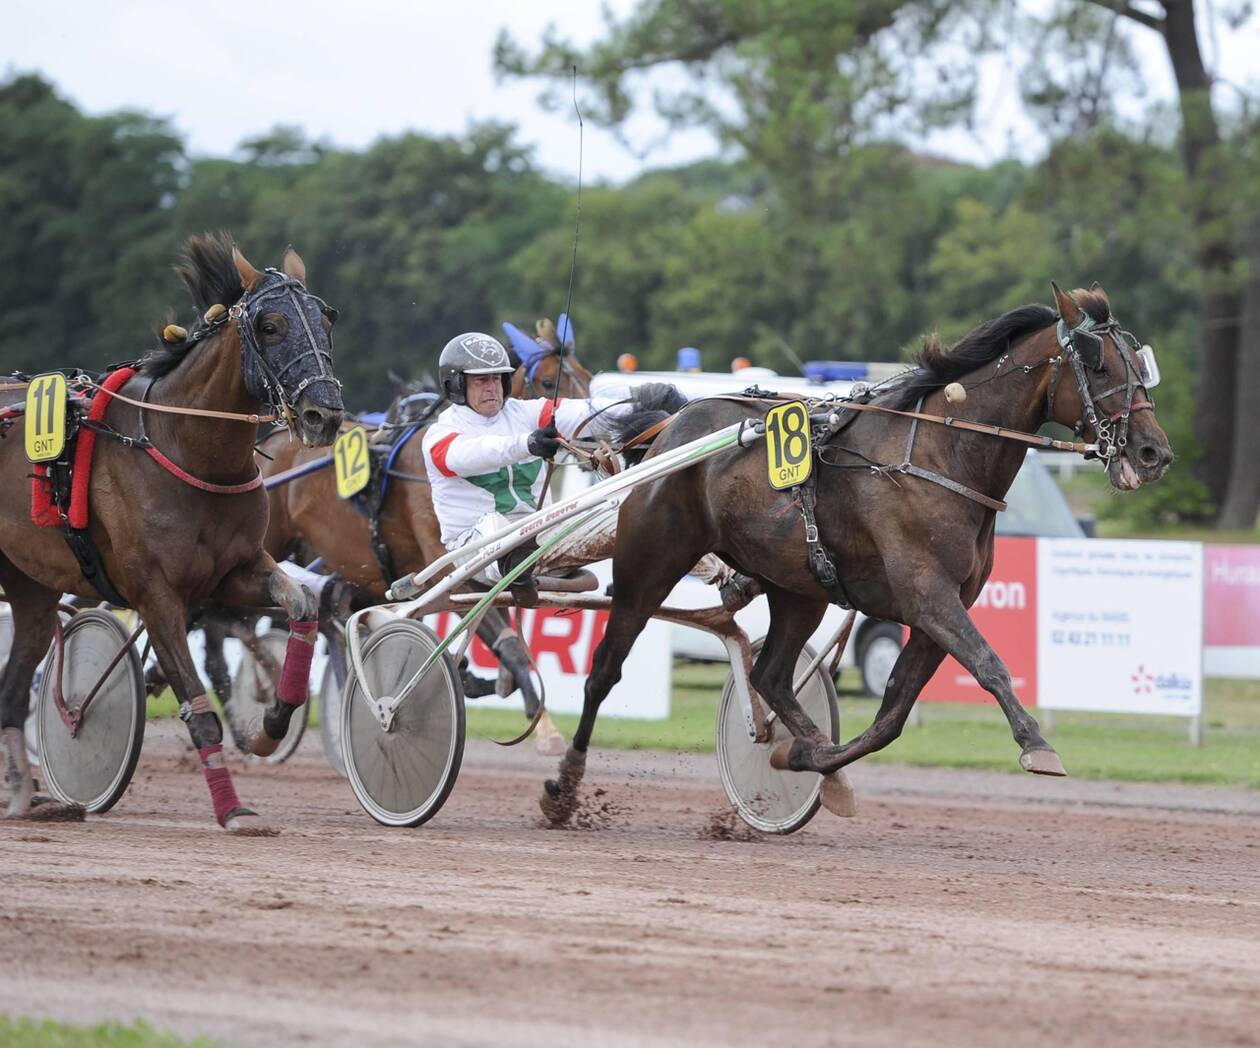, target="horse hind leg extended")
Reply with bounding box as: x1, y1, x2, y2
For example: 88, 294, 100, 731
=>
0, 567, 62, 818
